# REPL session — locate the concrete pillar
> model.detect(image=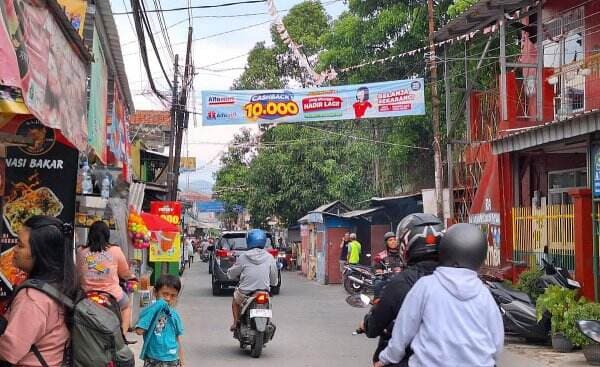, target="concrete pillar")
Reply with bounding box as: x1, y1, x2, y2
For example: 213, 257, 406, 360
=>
570, 188, 595, 300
